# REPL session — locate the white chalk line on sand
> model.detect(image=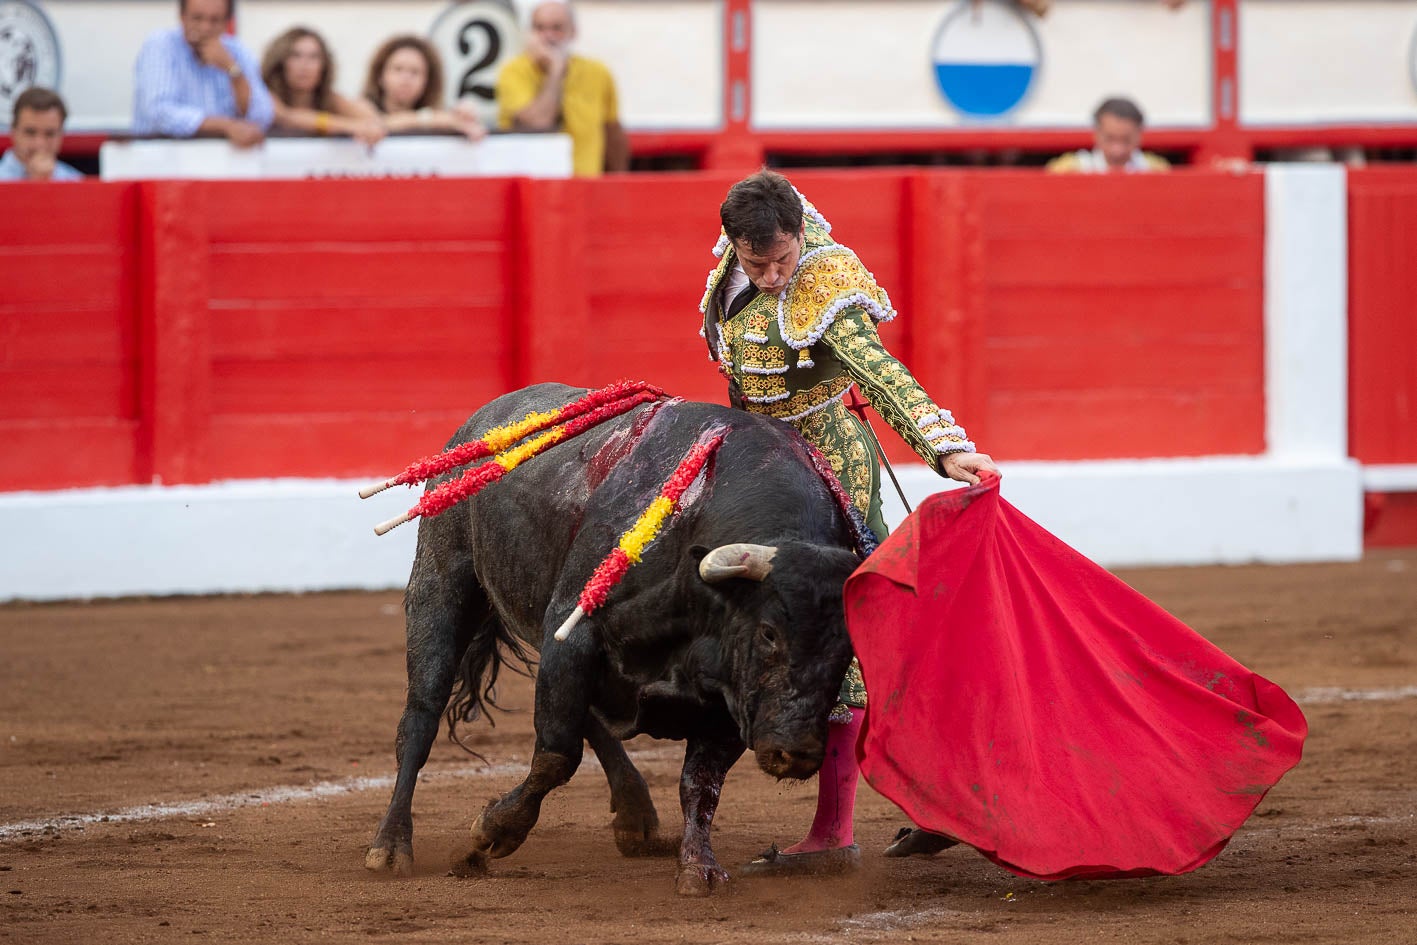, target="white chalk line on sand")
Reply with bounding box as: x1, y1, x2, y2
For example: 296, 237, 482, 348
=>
1294, 685, 1417, 705
5, 689, 1413, 844
0, 747, 682, 843
0, 762, 519, 842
